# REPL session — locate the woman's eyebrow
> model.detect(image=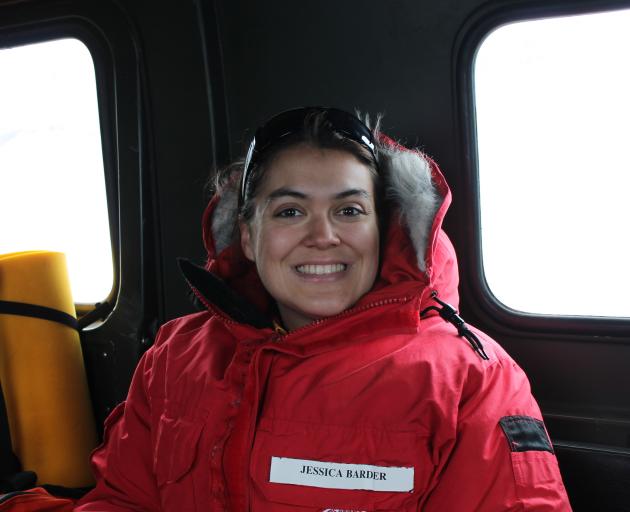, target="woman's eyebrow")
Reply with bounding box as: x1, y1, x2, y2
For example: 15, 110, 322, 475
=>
266, 187, 371, 202
267, 187, 307, 201
334, 188, 371, 199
